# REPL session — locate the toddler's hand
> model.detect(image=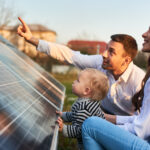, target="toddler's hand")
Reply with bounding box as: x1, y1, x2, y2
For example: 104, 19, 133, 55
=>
57, 117, 63, 132
56, 111, 62, 117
